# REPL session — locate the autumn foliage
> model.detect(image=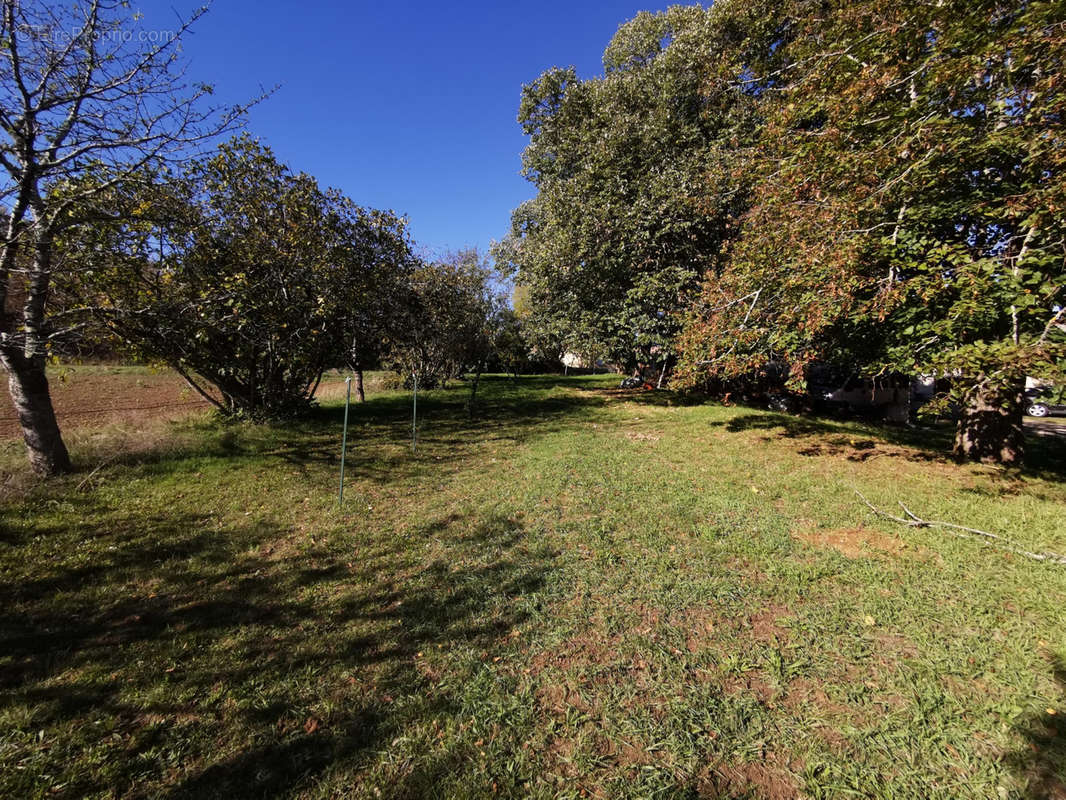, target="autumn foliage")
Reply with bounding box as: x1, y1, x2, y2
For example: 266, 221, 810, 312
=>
509, 0, 1065, 463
